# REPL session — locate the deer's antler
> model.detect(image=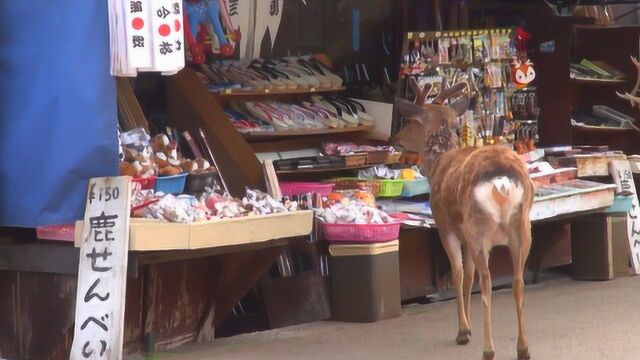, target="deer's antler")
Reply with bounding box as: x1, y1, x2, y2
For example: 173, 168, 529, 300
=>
409, 77, 433, 105
631, 56, 640, 97
617, 56, 640, 106
432, 76, 468, 105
